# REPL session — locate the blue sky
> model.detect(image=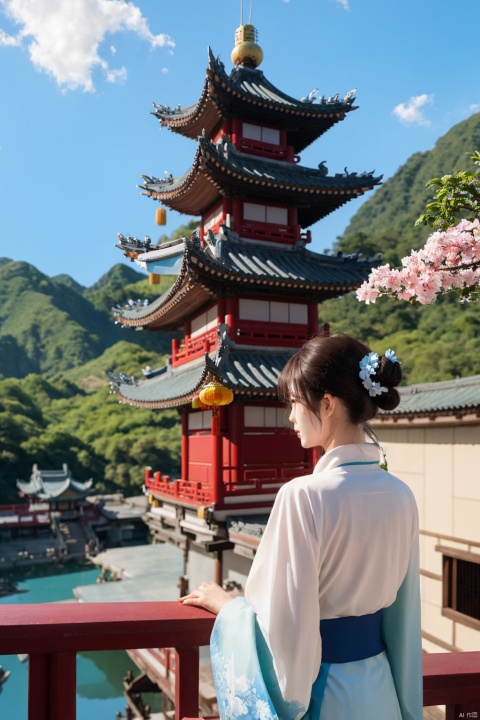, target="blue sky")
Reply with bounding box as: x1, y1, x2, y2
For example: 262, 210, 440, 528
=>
0, 0, 478, 287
